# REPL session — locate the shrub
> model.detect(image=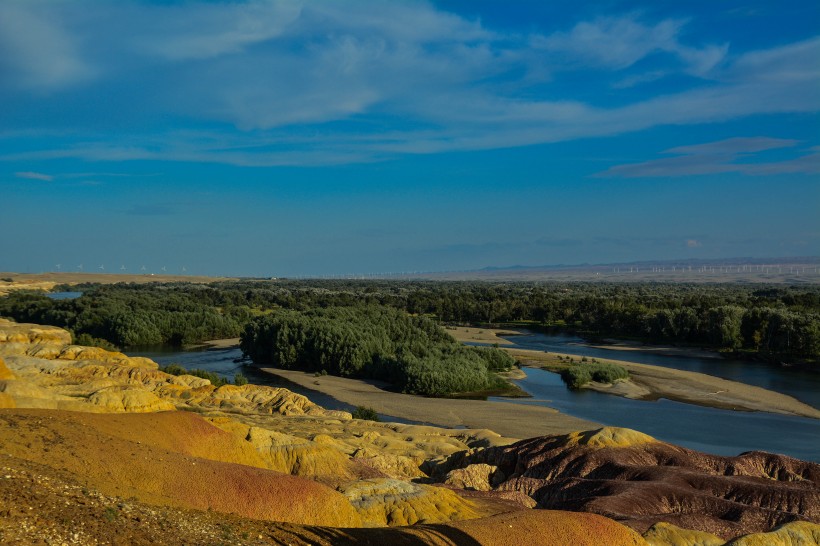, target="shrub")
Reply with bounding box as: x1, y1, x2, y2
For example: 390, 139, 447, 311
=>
560, 366, 592, 389
233, 372, 248, 386
589, 363, 629, 384
73, 332, 120, 352
159, 364, 228, 387
159, 364, 187, 376
351, 406, 380, 421
560, 362, 628, 389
